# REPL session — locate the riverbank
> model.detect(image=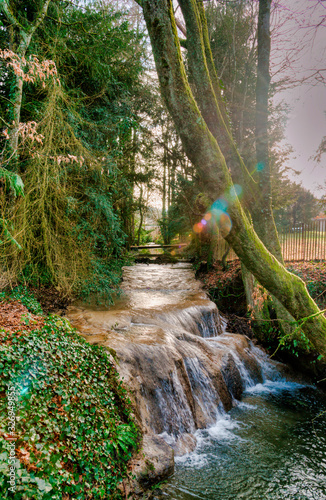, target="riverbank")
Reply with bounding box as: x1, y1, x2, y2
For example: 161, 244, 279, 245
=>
198, 260, 326, 385
1, 261, 325, 498
198, 260, 326, 312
